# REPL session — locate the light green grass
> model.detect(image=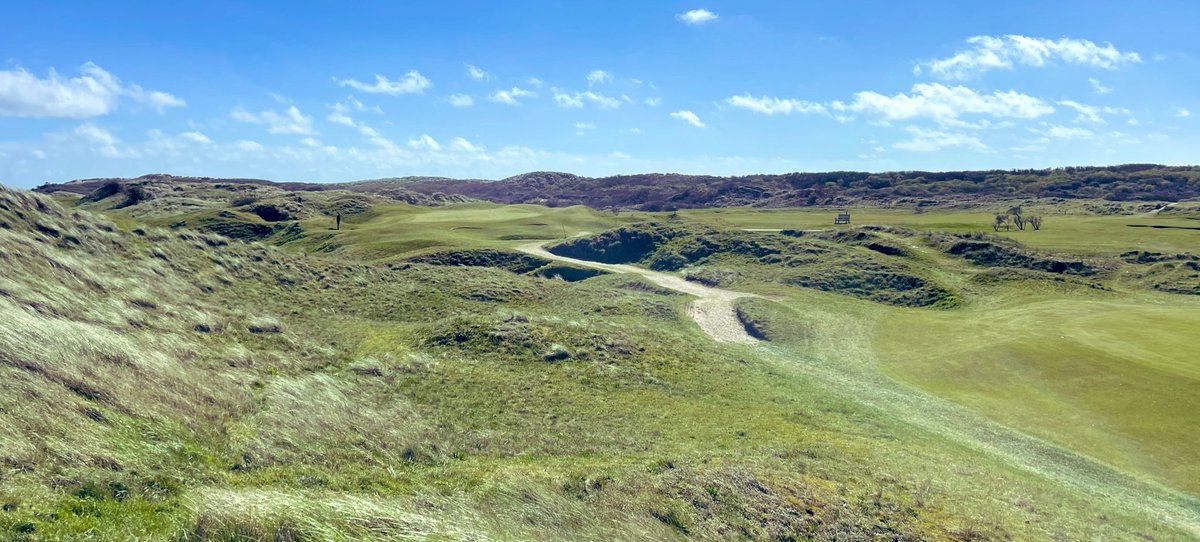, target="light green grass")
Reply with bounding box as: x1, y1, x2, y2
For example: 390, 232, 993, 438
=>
874, 294, 1200, 494
4, 186, 1198, 540
288, 202, 631, 261
677, 204, 1200, 255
